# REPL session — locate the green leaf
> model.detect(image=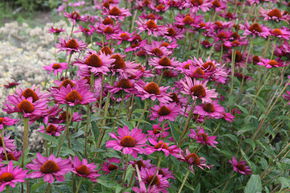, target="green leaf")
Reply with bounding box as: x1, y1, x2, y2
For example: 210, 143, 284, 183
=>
278, 177, 290, 190
244, 175, 262, 193
38, 133, 58, 143
31, 181, 45, 192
